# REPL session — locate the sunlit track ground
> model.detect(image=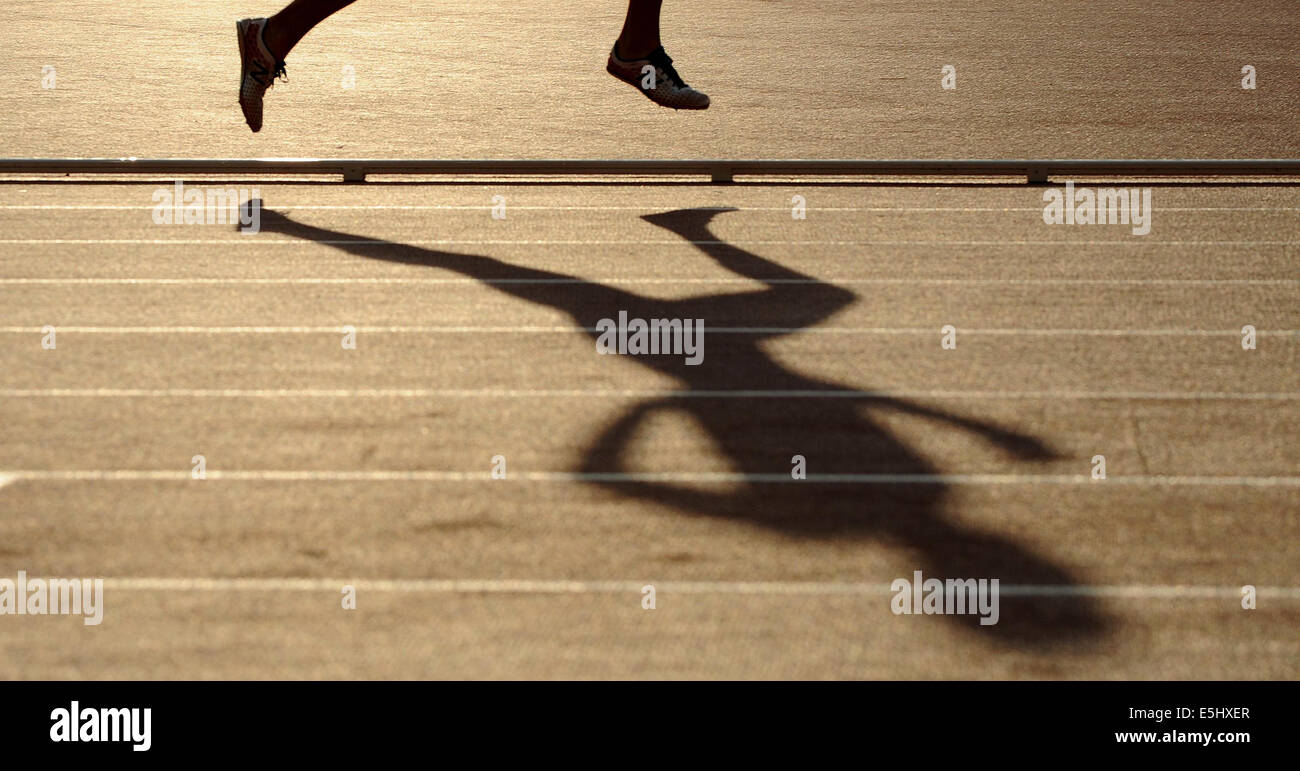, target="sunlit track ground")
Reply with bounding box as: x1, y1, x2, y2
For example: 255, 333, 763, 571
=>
0, 181, 1297, 679
2, 0, 1300, 679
